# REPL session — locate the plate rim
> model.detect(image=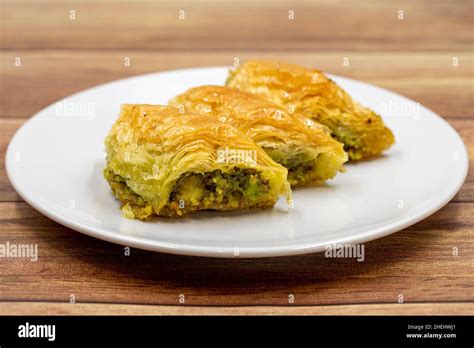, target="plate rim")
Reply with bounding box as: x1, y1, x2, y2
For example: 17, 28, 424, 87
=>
5, 66, 470, 258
